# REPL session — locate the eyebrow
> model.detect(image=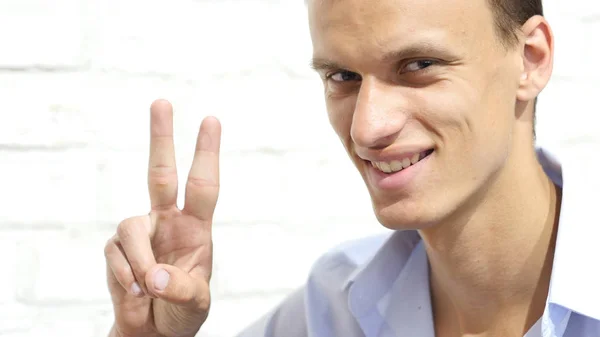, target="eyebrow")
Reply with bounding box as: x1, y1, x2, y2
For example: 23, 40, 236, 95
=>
309, 43, 458, 72
309, 58, 344, 72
